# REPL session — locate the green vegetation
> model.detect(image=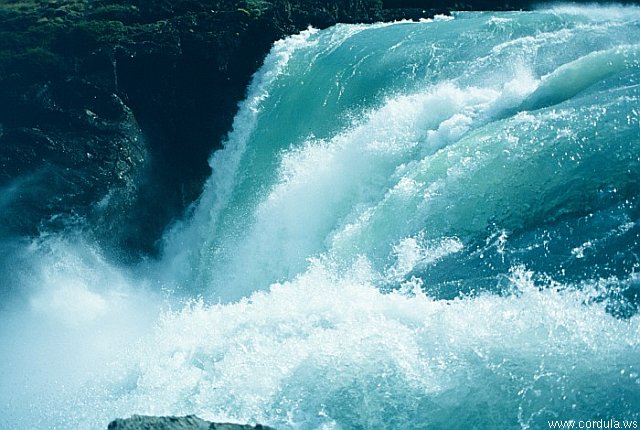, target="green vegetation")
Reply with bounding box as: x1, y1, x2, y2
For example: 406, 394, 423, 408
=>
86, 4, 140, 22
0, 1, 138, 80
238, 0, 272, 17
63, 19, 128, 53
0, 0, 40, 13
